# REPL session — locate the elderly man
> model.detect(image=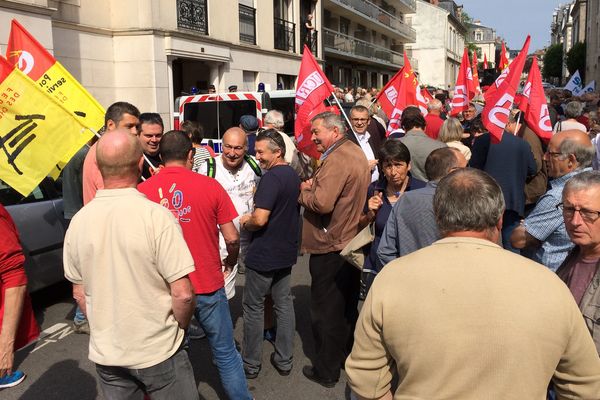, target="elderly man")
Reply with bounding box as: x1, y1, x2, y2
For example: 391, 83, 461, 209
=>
263, 109, 307, 178
511, 129, 595, 271
64, 129, 199, 399
299, 112, 370, 388
139, 131, 252, 399
137, 112, 164, 180
239, 129, 300, 379
346, 168, 600, 400
377, 147, 467, 267
347, 105, 384, 182
557, 171, 600, 355
424, 98, 444, 139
